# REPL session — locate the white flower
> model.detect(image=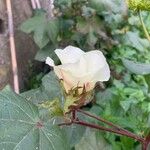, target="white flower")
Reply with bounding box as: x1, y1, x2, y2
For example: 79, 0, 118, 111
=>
46, 45, 110, 93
